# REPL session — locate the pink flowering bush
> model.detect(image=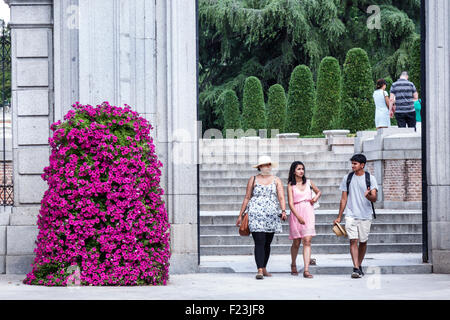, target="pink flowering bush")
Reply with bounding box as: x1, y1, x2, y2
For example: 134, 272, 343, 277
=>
23, 102, 170, 286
